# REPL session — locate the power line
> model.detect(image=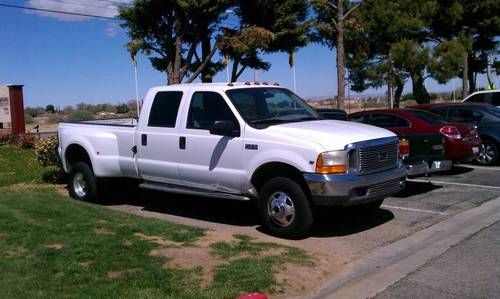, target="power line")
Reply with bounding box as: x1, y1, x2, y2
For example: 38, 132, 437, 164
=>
0, 2, 119, 20
40, 0, 120, 10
